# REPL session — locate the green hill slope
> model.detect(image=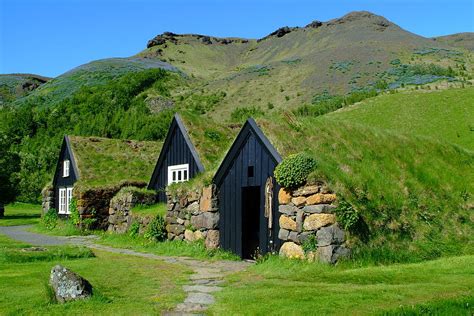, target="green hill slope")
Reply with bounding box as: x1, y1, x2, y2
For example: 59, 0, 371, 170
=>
10, 58, 178, 108
258, 113, 473, 262
0, 74, 50, 104
324, 88, 474, 150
